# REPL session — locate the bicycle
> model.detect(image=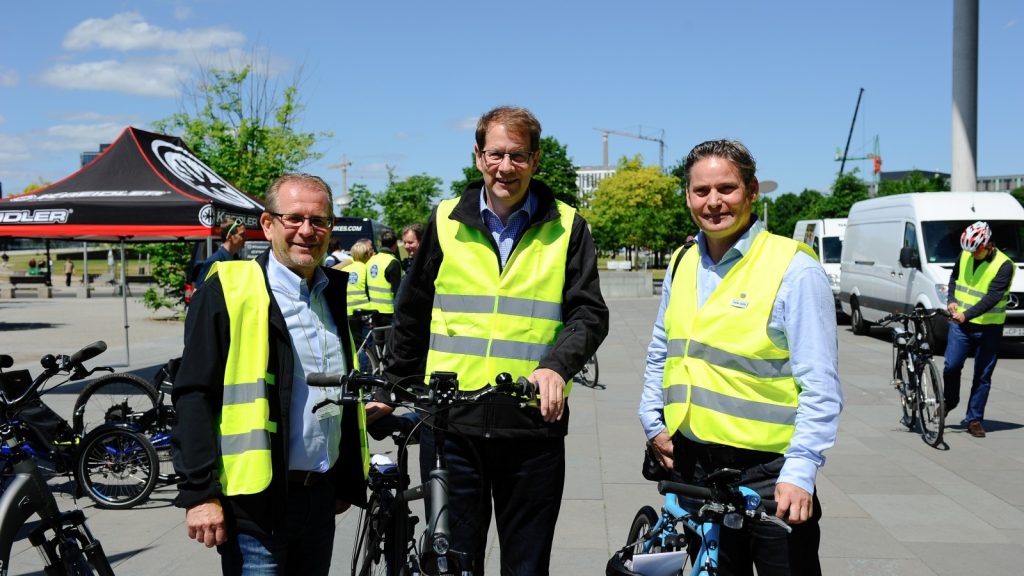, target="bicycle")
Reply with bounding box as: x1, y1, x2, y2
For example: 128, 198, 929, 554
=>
575, 353, 600, 389
352, 309, 392, 376
71, 359, 178, 484
306, 370, 537, 576
0, 342, 159, 511
879, 308, 949, 447
607, 468, 790, 576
